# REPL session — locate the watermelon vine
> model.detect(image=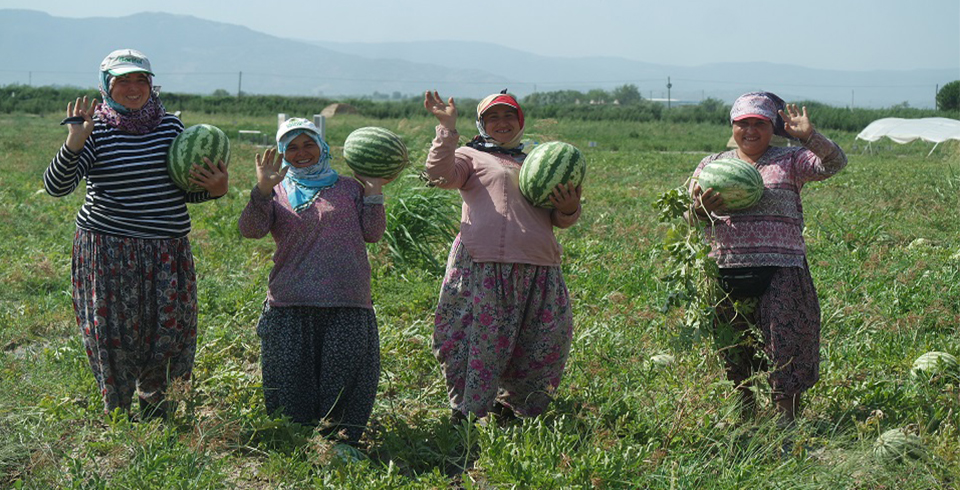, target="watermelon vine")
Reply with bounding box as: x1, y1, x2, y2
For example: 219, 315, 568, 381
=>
654, 185, 720, 350
655, 185, 768, 368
